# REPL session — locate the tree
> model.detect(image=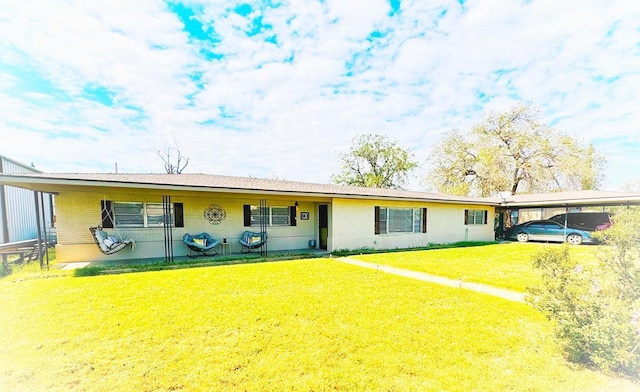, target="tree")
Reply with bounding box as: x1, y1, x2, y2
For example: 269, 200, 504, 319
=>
425, 104, 606, 197
332, 134, 418, 189
156, 142, 189, 174
624, 179, 640, 192
528, 208, 640, 378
